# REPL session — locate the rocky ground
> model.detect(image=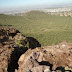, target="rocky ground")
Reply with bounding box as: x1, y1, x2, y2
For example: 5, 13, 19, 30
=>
0, 27, 72, 72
